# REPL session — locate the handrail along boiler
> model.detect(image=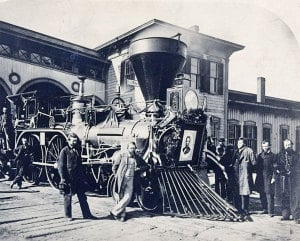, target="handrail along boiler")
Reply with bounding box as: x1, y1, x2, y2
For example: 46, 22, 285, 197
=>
7, 37, 240, 220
